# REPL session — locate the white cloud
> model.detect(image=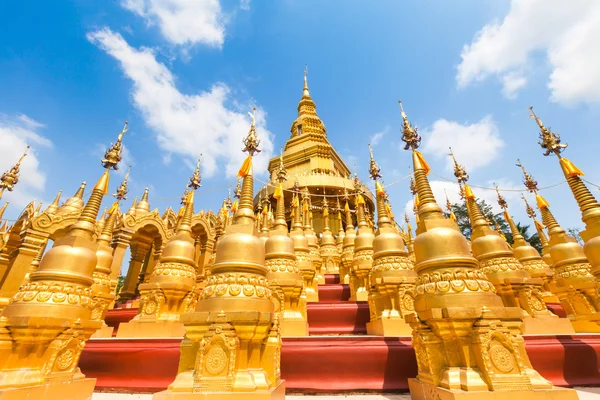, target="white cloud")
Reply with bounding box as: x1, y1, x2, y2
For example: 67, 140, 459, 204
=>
87, 28, 274, 178
422, 116, 503, 173
121, 0, 225, 47
0, 114, 52, 210
457, 0, 600, 104
369, 125, 389, 147
240, 0, 251, 11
